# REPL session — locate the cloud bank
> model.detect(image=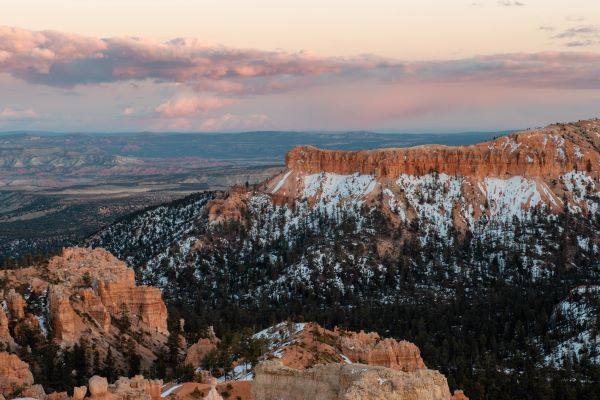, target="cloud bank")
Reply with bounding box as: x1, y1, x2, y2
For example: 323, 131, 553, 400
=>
155, 96, 237, 118
2, 26, 600, 94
